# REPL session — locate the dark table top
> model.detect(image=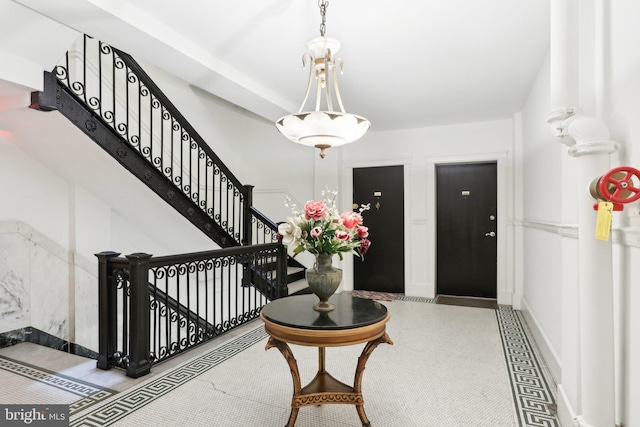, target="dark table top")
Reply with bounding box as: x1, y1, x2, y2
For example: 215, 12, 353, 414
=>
260, 293, 388, 330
